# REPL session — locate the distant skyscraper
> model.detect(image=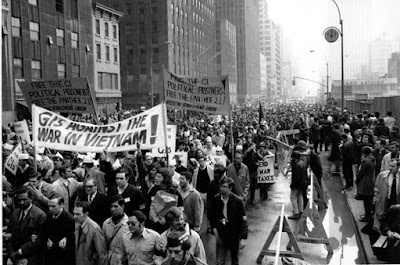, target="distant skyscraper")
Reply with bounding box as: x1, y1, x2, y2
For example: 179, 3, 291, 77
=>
258, 0, 281, 101
368, 33, 400, 77
327, 0, 373, 79
216, 0, 260, 103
